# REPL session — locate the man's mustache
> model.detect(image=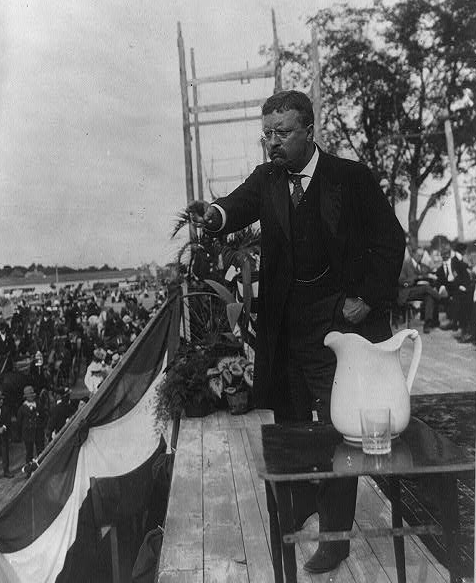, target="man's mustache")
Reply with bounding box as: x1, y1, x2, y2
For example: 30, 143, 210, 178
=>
270, 148, 286, 158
